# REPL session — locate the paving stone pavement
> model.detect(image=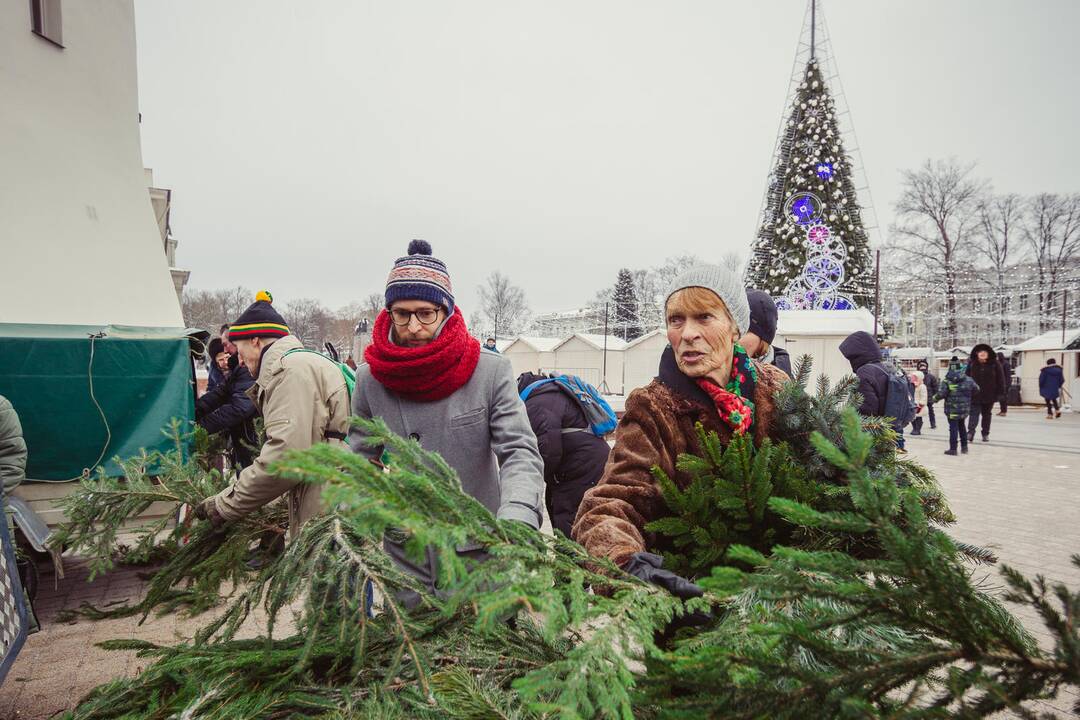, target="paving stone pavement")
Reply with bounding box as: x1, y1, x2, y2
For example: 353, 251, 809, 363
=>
904, 406, 1080, 716
0, 407, 1076, 718
0, 557, 296, 719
